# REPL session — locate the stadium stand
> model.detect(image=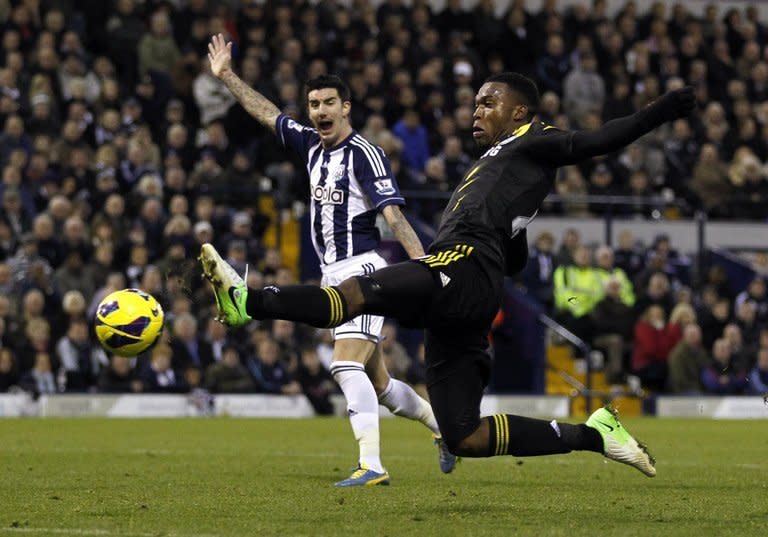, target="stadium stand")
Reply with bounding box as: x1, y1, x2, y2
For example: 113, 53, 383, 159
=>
0, 0, 766, 410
